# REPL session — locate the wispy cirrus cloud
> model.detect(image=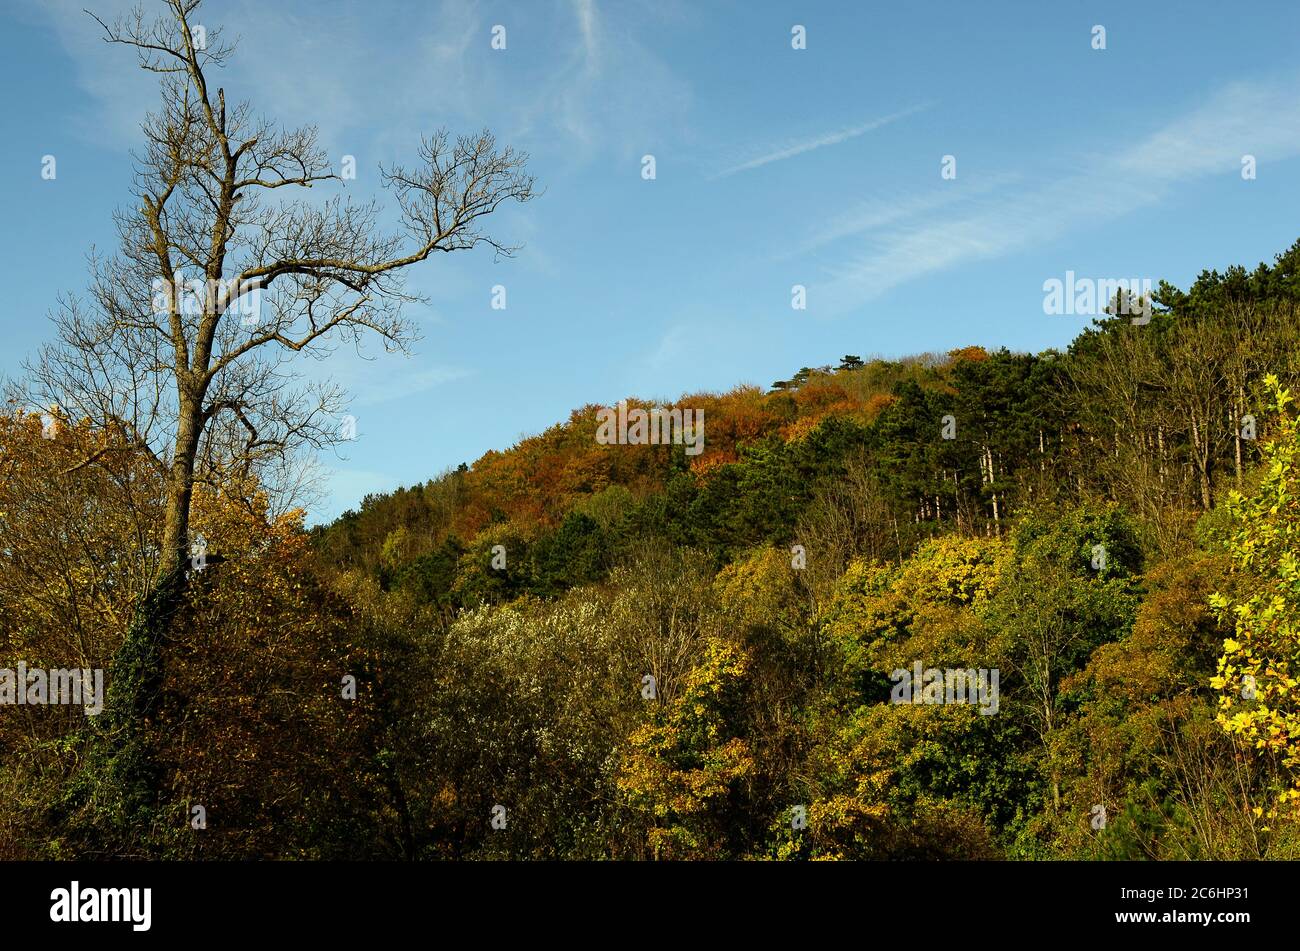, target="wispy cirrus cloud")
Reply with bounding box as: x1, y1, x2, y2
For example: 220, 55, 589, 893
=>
713, 103, 933, 179
529, 0, 691, 161
572, 0, 598, 65
346, 362, 473, 407
811, 73, 1300, 311
781, 172, 1021, 261
24, 0, 690, 168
